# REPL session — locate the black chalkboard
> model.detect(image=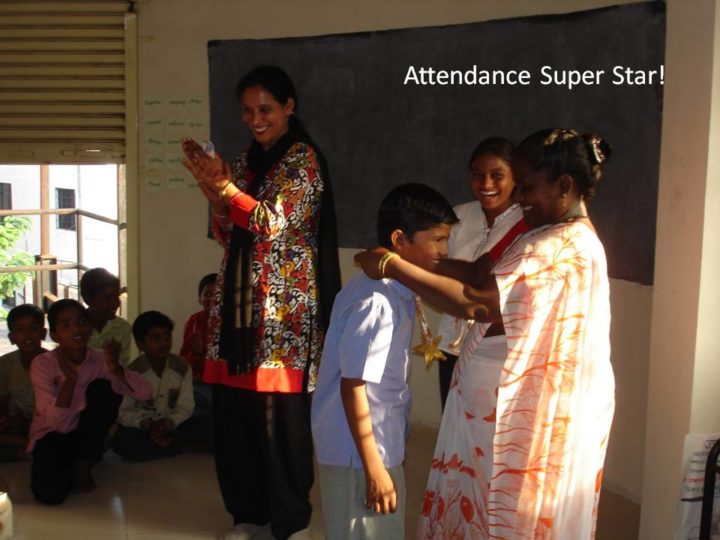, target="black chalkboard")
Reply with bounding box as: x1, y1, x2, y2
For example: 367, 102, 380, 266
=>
209, 3, 664, 285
